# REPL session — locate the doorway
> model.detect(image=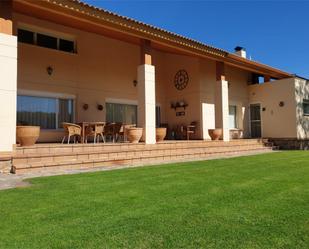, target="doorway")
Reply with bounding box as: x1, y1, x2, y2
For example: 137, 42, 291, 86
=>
250, 104, 262, 138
